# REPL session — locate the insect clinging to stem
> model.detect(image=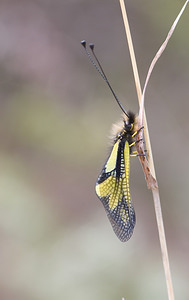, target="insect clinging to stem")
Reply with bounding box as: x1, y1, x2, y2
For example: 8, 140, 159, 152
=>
81, 40, 144, 242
